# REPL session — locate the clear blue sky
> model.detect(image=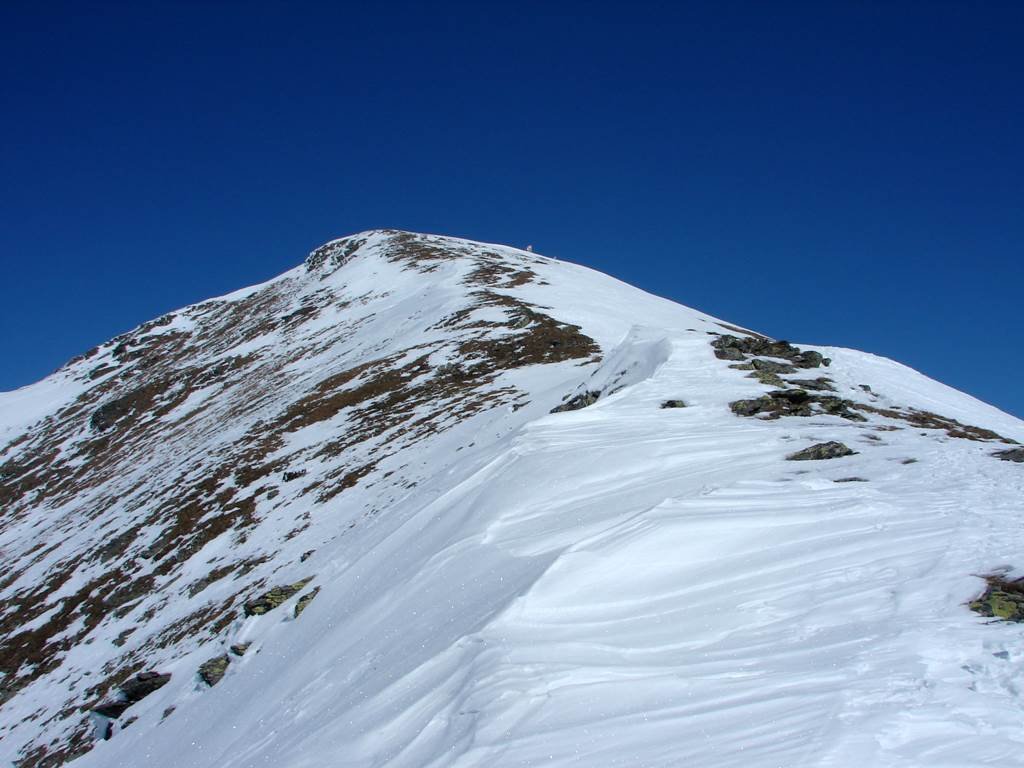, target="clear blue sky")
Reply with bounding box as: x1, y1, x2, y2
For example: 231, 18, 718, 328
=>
1, 2, 1021, 417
